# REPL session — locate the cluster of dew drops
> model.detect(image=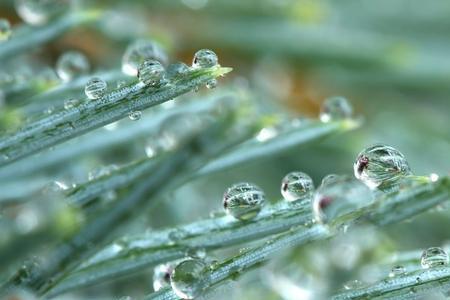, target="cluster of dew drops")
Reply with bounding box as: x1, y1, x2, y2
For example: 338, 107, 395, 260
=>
2, 2, 446, 298
148, 99, 445, 298
0, 0, 220, 122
